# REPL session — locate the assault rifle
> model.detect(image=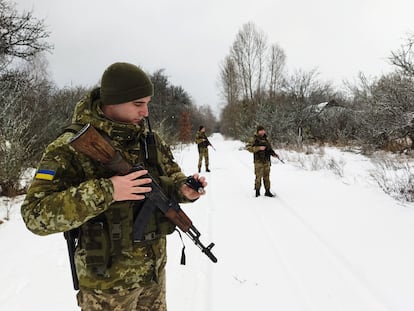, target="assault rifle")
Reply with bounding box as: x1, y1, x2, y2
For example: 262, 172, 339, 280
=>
199, 138, 215, 151
265, 147, 285, 164
206, 138, 216, 151
275, 154, 285, 164
69, 123, 217, 263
